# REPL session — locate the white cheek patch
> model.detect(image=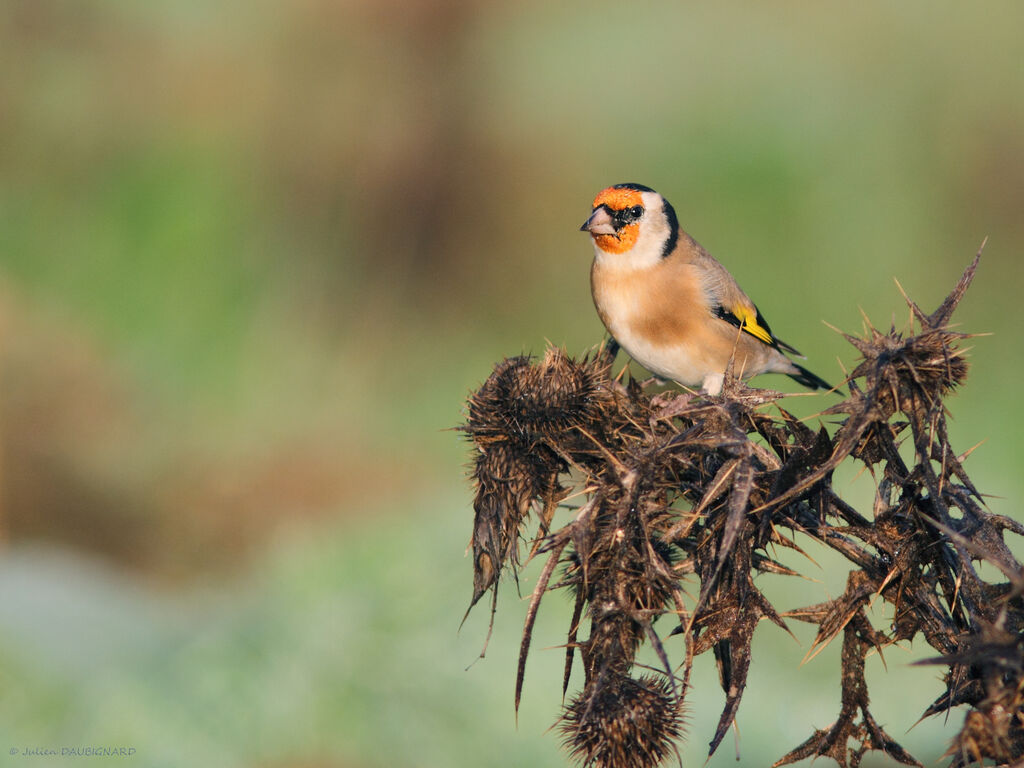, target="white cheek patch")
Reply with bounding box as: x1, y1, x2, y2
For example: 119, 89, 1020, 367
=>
632, 192, 673, 265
